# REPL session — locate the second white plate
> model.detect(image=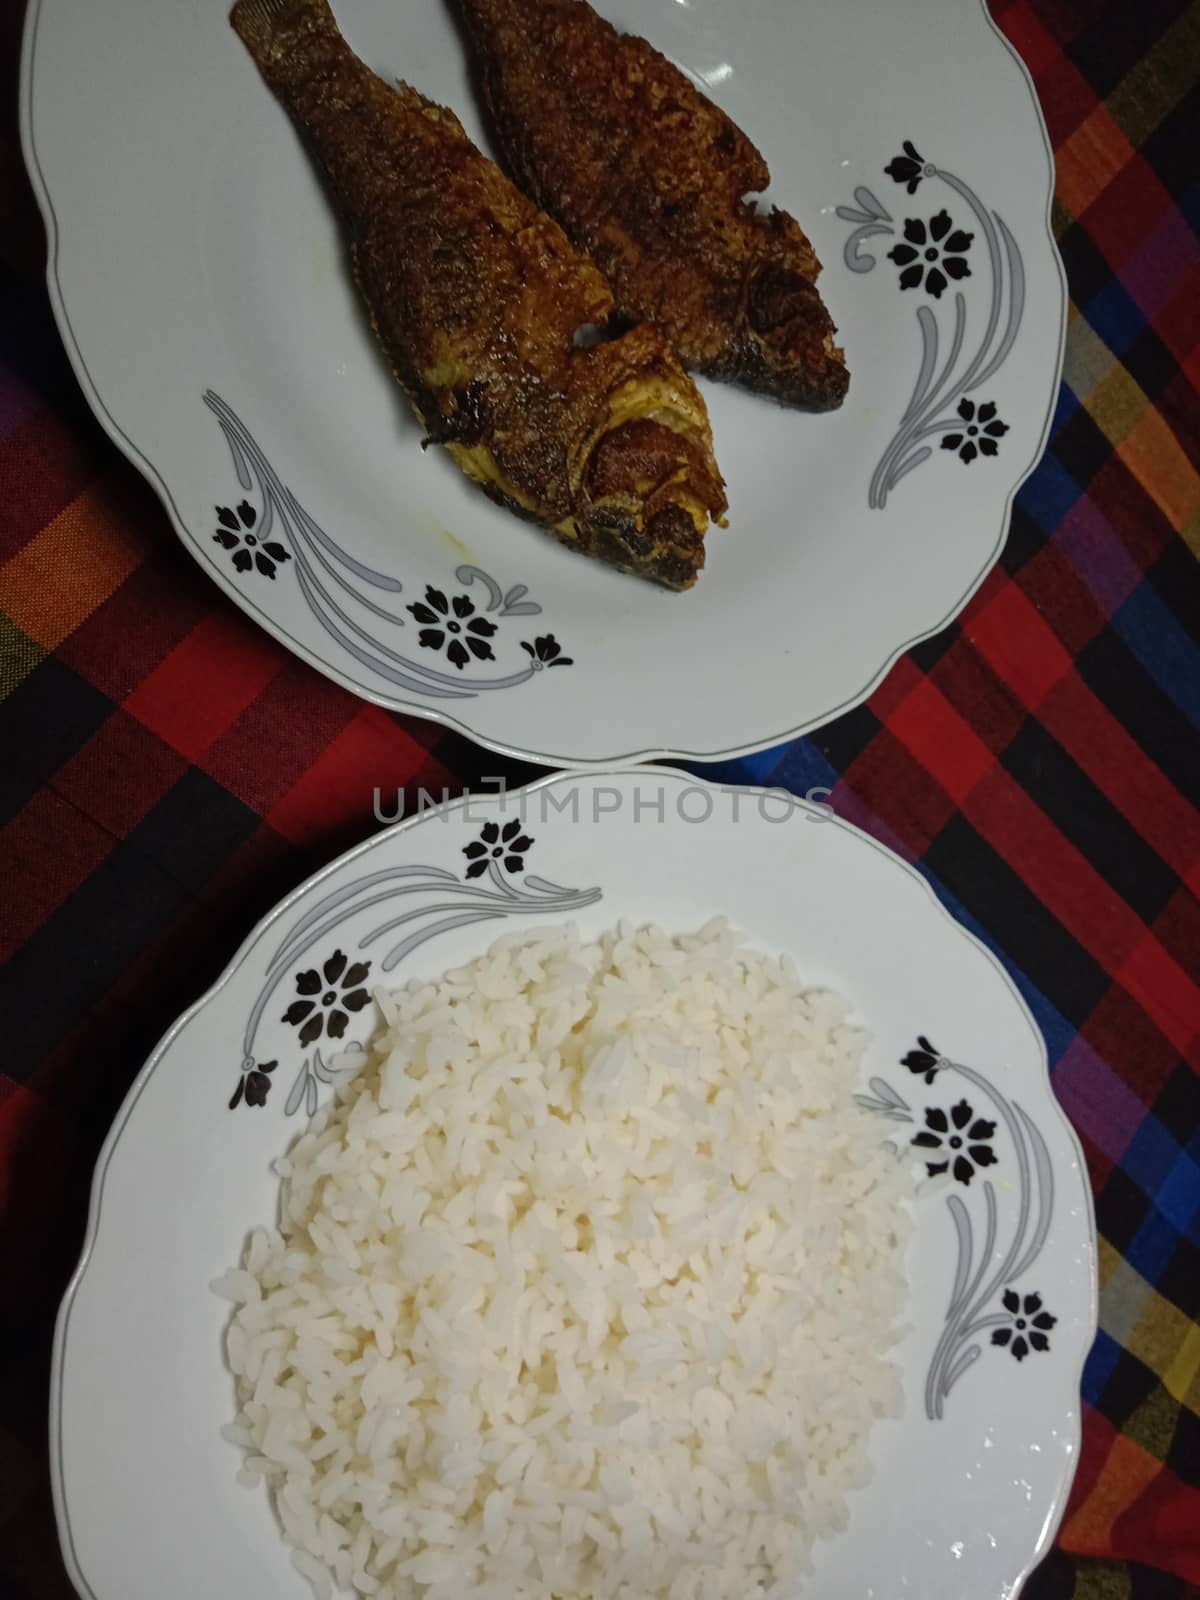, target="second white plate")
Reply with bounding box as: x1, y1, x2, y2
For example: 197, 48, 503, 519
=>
53, 769, 1095, 1600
